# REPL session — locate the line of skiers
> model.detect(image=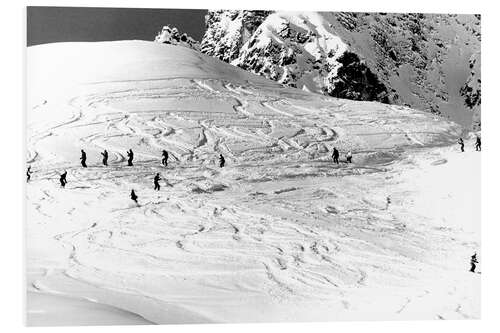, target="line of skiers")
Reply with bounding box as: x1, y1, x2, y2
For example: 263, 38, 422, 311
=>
27, 145, 481, 273
457, 136, 481, 152
32, 149, 227, 193
26, 135, 481, 185
78, 148, 134, 168
28, 135, 480, 187
27, 144, 353, 184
